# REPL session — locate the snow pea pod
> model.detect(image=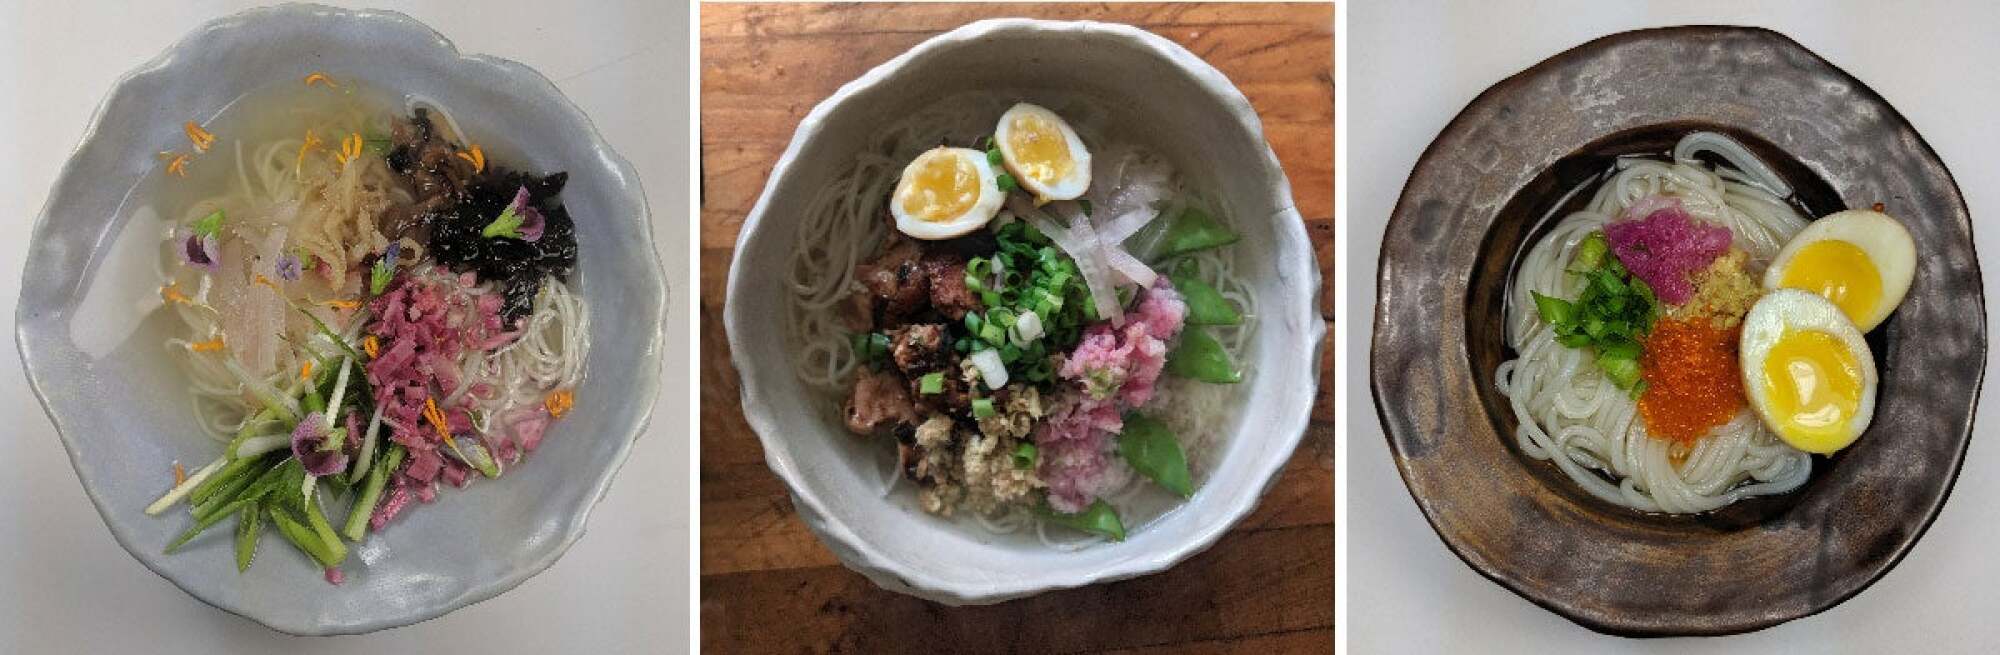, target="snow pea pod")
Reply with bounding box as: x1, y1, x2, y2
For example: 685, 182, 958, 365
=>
1036, 499, 1126, 541
1118, 414, 1192, 498
1154, 206, 1239, 259
1166, 328, 1243, 383
1170, 263, 1241, 326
